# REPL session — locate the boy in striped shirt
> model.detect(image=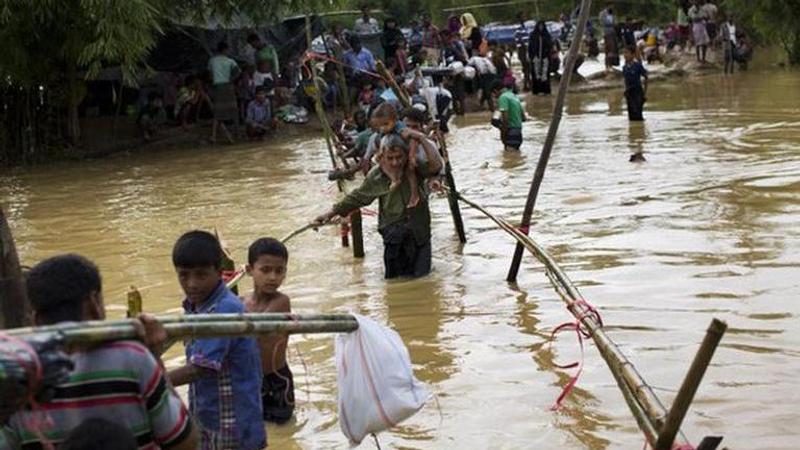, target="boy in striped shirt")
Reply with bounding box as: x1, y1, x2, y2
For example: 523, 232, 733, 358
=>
0, 254, 197, 450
